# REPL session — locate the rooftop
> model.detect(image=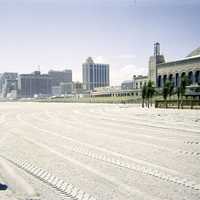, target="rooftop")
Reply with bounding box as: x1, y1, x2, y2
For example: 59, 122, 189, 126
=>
157, 53, 200, 67
187, 47, 200, 57
121, 80, 133, 84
